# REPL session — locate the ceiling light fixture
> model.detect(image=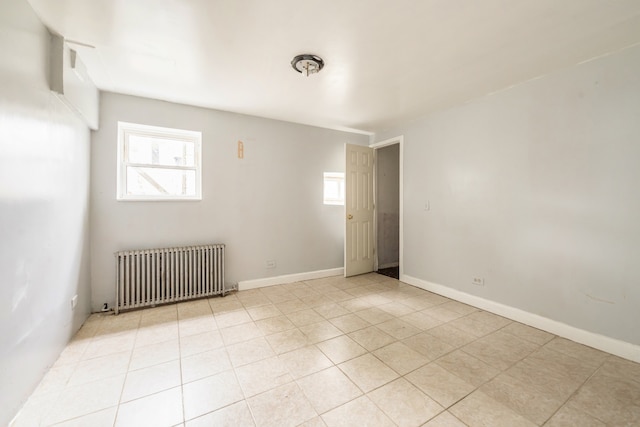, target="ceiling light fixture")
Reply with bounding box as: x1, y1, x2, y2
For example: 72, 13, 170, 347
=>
291, 54, 324, 76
